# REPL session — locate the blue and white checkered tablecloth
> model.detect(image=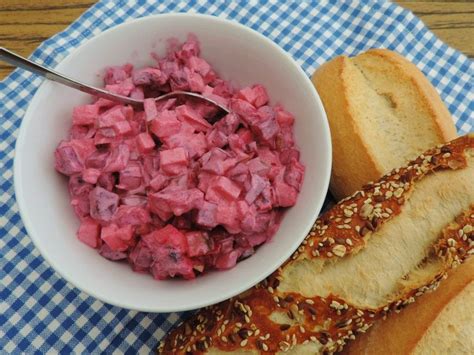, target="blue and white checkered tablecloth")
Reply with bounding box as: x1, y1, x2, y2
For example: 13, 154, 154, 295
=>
1, 0, 472, 353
